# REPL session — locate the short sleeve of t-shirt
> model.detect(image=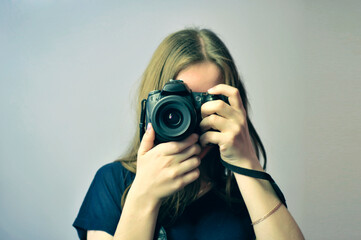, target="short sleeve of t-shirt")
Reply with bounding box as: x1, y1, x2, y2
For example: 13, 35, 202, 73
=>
72, 162, 134, 240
